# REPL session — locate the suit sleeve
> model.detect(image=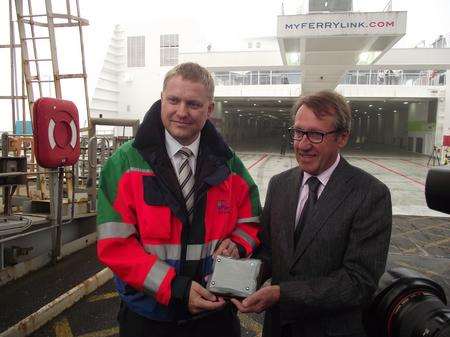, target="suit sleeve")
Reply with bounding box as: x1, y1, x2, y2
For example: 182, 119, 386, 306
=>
96, 150, 189, 308
228, 153, 262, 257
278, 180, 392, 316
